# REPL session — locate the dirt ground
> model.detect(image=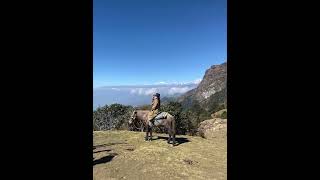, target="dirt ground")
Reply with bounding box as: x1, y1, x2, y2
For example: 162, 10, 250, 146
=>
93, 130, 227, 180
